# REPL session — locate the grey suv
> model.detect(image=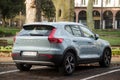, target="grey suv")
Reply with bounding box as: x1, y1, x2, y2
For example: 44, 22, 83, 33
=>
12, 22, 111, 75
